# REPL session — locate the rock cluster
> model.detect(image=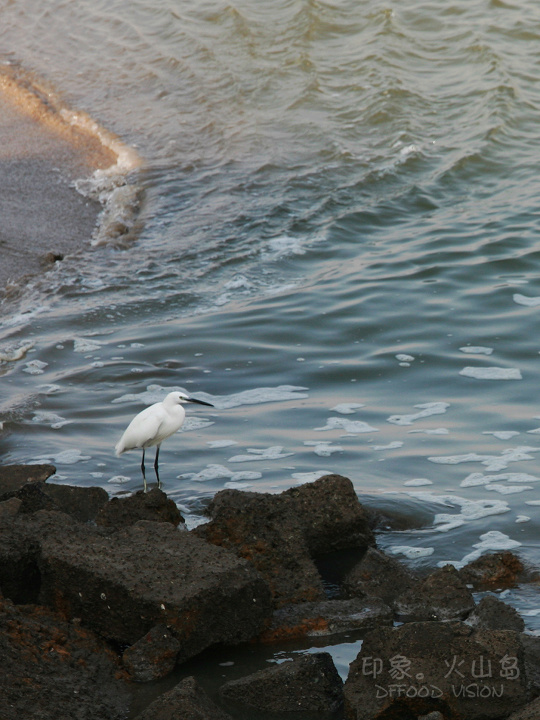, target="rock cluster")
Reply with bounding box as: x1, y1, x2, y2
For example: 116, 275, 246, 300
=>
1, 463, 539, 720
